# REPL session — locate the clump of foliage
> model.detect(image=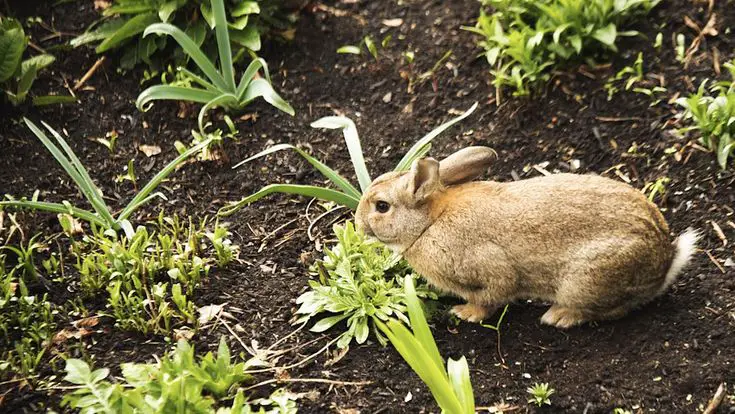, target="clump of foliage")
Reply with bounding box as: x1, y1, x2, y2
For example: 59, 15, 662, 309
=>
527, 382, 555, 407
0, 16, 73, 106
71, 0, 295, 69
135, 0, 294, 136
675, 60, 735, 169
0, 251, 57, 380
61, 337, 296, 413
72, 213, 238, 335
219, 103, 477, 215
464, 0, 659, 97
294, 222, 437, 349
0, 119, 209, 235
604, 52, 666, 105
376, 275, 475, 414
